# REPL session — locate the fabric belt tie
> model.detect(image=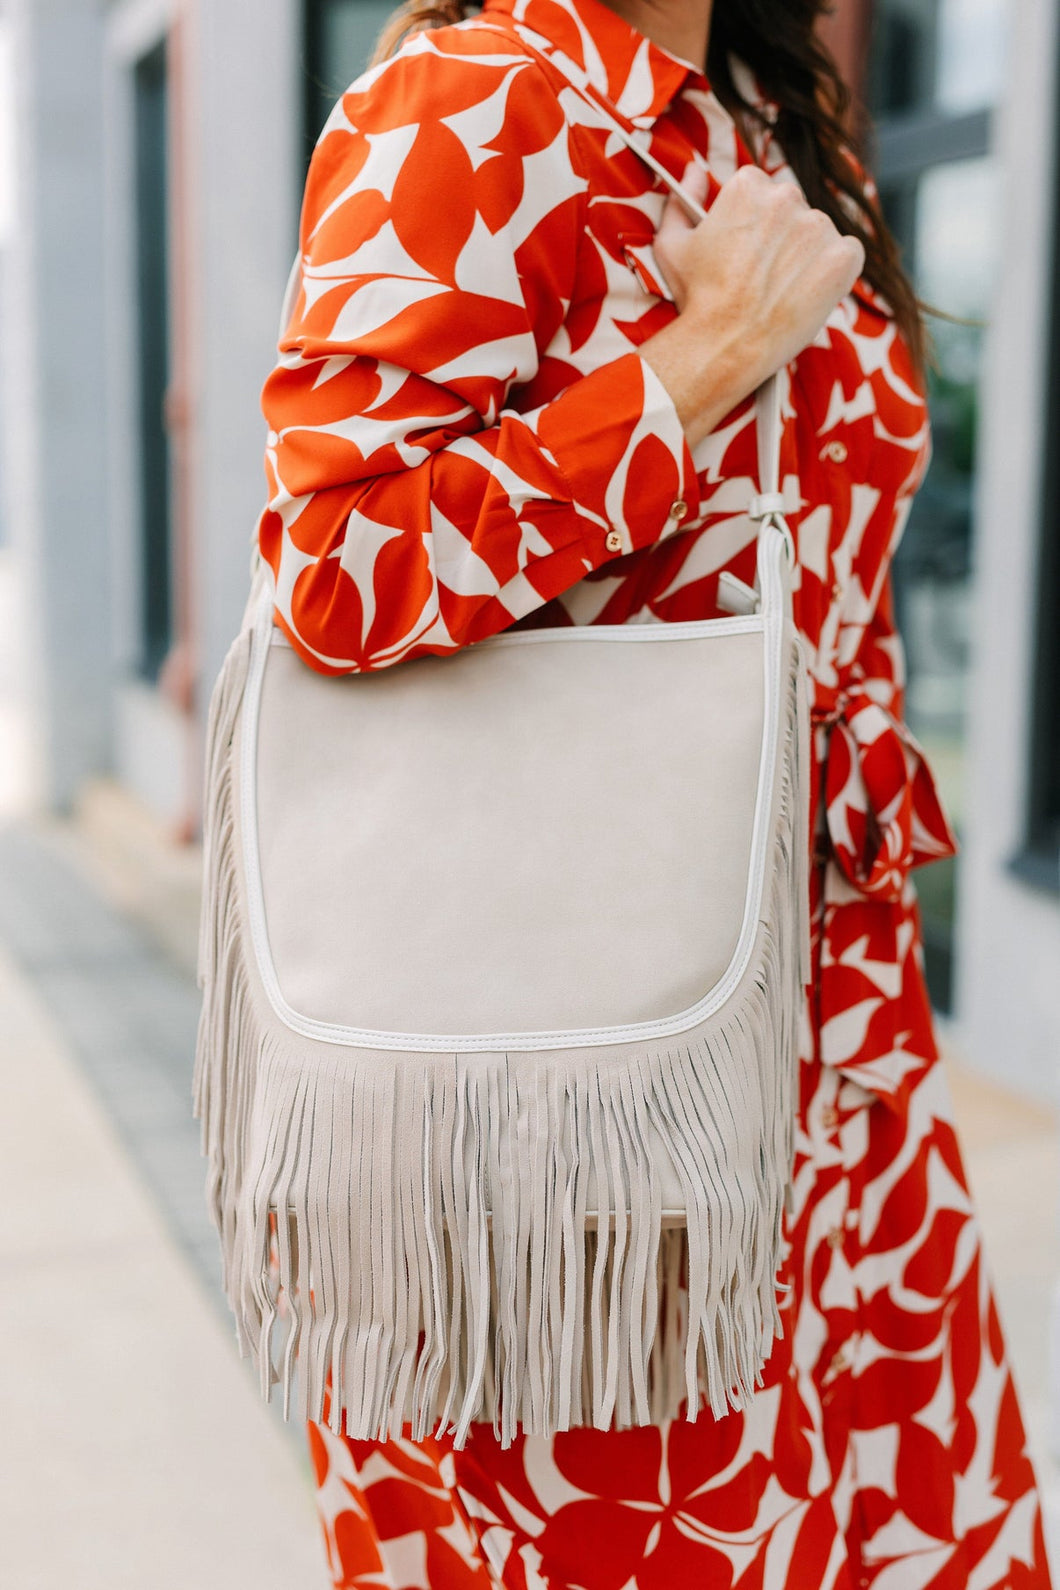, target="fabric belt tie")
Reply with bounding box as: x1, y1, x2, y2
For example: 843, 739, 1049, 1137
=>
811, 685, 959, 902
